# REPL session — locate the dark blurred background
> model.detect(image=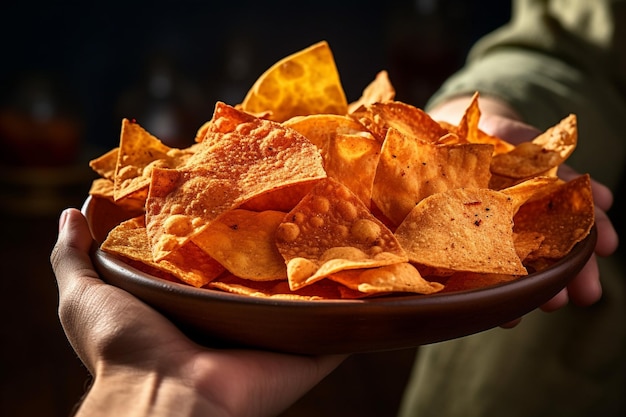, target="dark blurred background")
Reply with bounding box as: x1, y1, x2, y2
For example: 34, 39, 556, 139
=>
0, 1, 510, 416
